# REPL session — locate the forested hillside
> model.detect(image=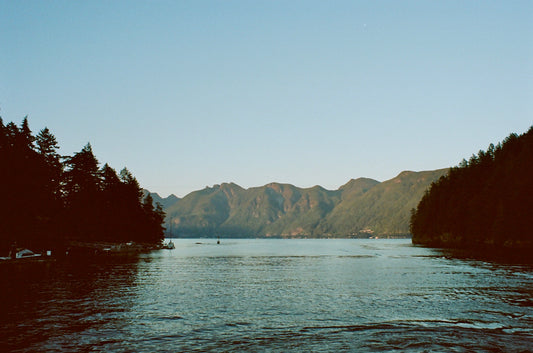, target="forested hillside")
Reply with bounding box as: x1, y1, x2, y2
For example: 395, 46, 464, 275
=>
411, 127, 533, 250
0, 117, 165, 254
163, 169, 447, 238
